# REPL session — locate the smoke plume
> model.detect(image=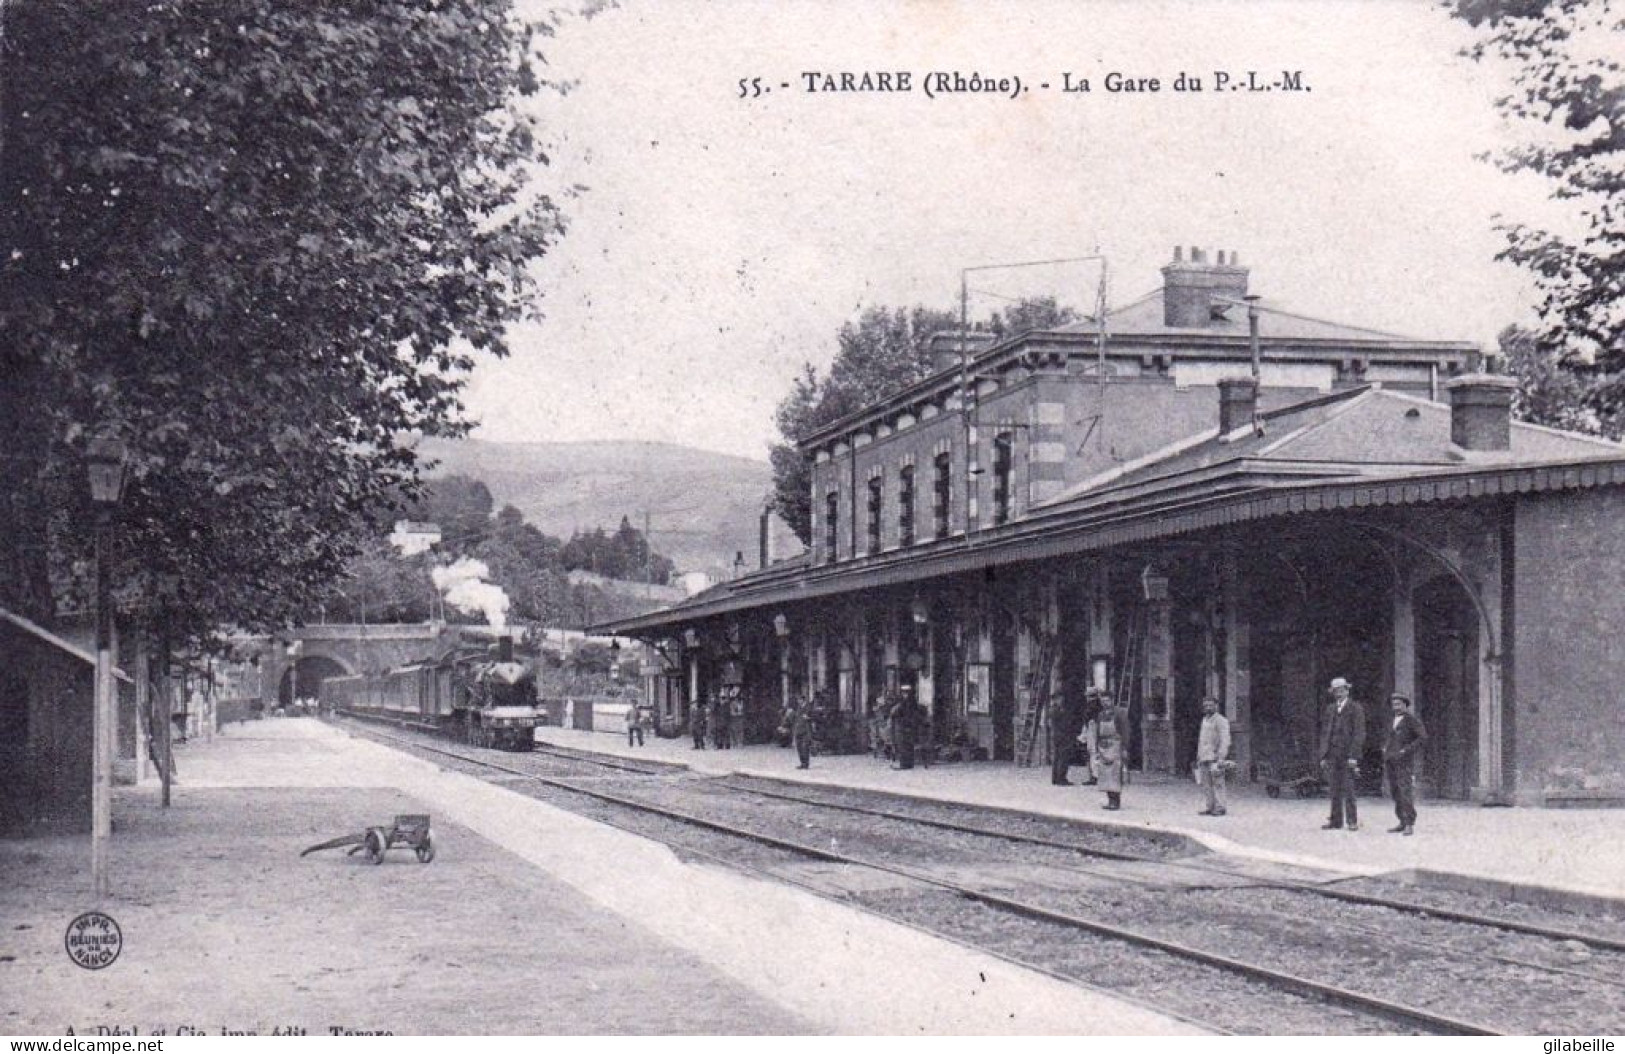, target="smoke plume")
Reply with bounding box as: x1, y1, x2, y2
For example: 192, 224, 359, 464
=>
431, 557, 511, 628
